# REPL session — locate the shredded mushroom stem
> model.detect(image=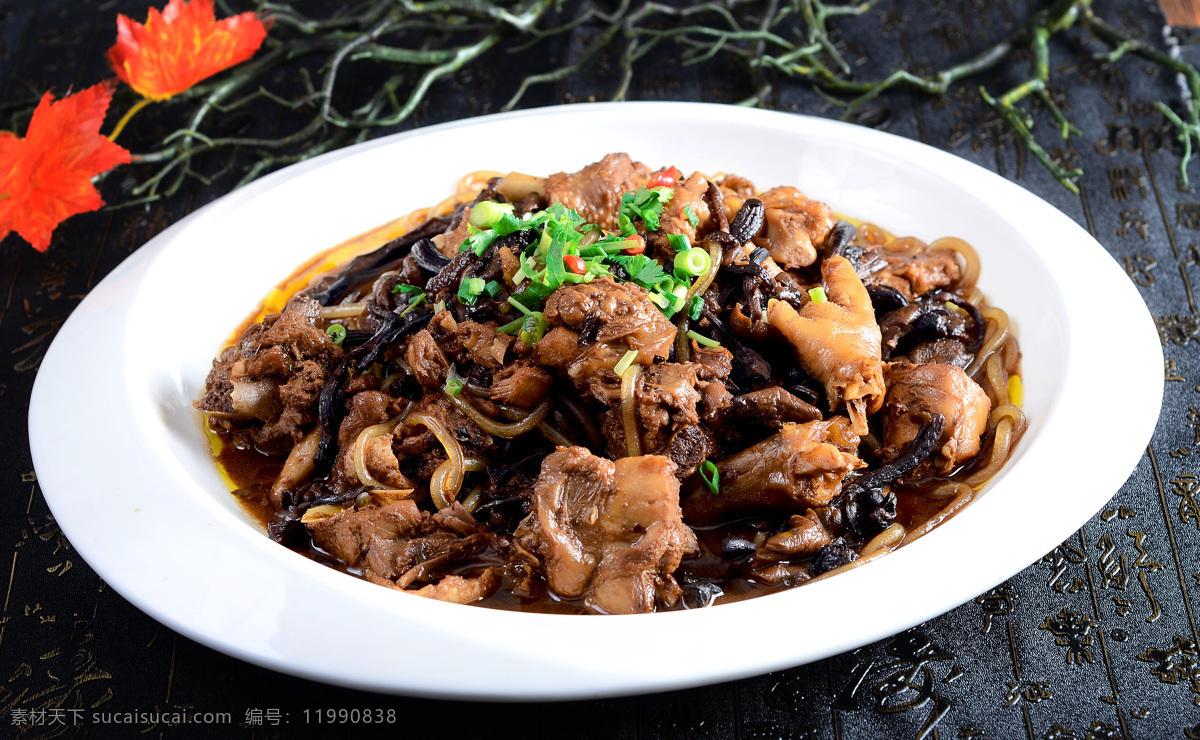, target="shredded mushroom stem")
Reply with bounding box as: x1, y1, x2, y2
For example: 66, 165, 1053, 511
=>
966, 307, 1011, 377
808, 549, 890, 584
962, 404, 1027, 487
860, 523, 906, 558
621, 364, 643, 458
538, 422, 574, 448
687, 240, 723, 306
444, 391, 550, 437
407, 411, 466, 510
929, 236, 980, 289
352, 417, 404, 488
902, 483, 975, 545
320, 303, 367, 319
